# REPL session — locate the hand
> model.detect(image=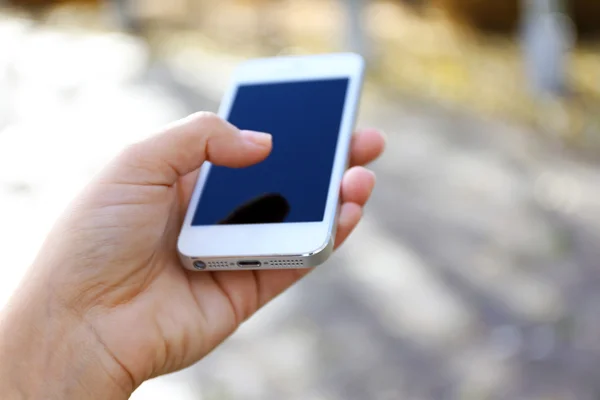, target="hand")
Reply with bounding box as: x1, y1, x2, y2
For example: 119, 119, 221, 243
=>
0, 112, 385, 399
